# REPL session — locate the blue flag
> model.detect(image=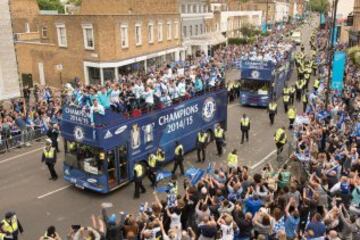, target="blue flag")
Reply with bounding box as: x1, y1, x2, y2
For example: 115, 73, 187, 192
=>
155, 169, 172, 182
155, 185, 170, 193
